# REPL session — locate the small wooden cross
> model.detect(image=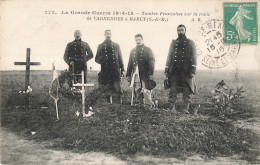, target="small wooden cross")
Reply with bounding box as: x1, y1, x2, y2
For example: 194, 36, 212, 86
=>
73, 71, 94, 115
14, 48, 41, 108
